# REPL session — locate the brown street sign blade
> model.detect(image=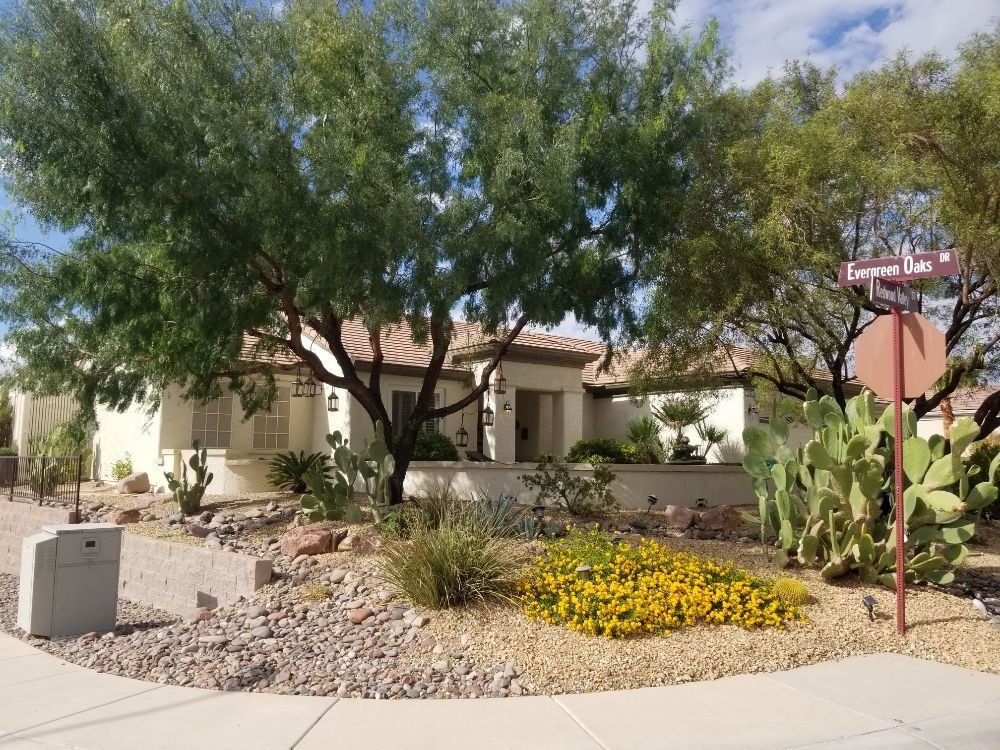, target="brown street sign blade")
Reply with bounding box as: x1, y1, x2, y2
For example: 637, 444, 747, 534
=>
838, 249, 960, 286
870, 277, 919, 313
